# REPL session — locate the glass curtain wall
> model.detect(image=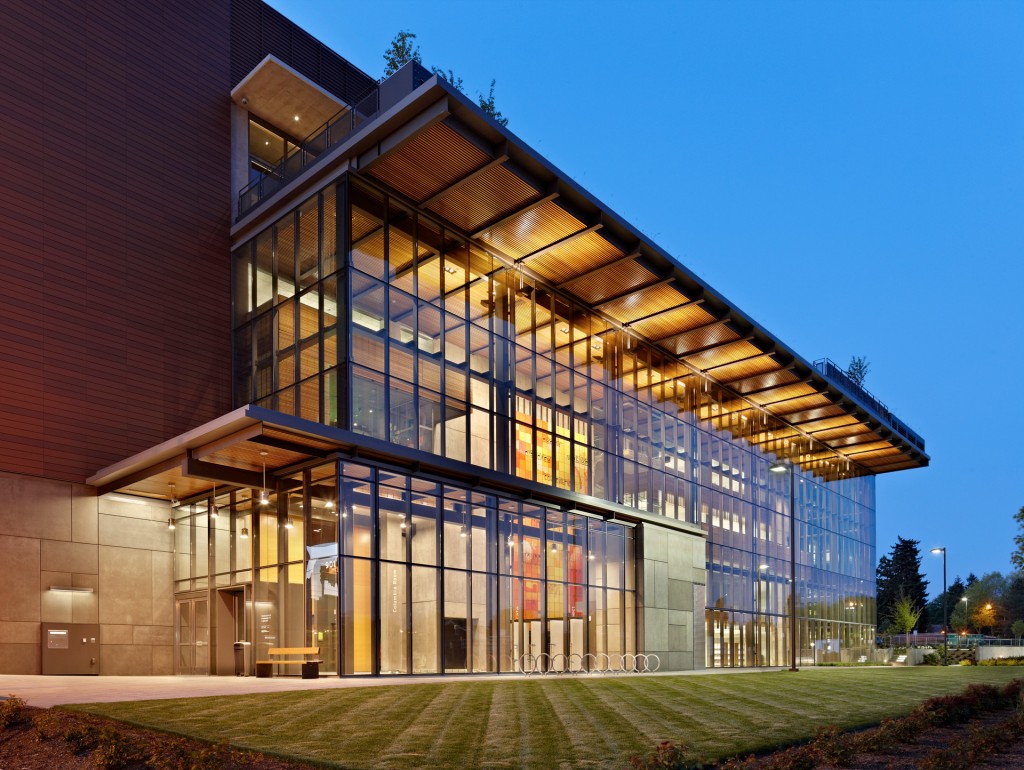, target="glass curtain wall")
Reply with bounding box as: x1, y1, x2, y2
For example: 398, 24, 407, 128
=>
189, 458, 634, 675
231, 173, 877, 668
